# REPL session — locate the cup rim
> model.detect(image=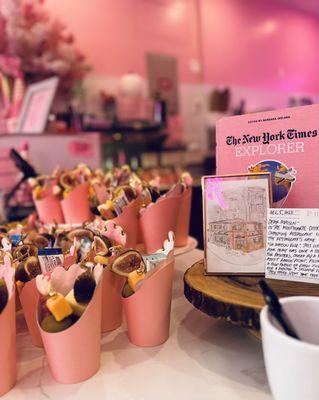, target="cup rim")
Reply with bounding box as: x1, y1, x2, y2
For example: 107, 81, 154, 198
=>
261, 296, 319, 352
